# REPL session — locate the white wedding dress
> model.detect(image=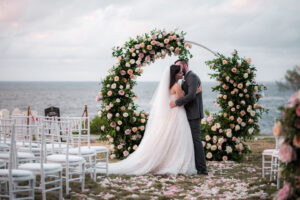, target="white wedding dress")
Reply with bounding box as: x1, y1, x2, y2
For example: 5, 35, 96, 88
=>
98, 68, 197, 175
